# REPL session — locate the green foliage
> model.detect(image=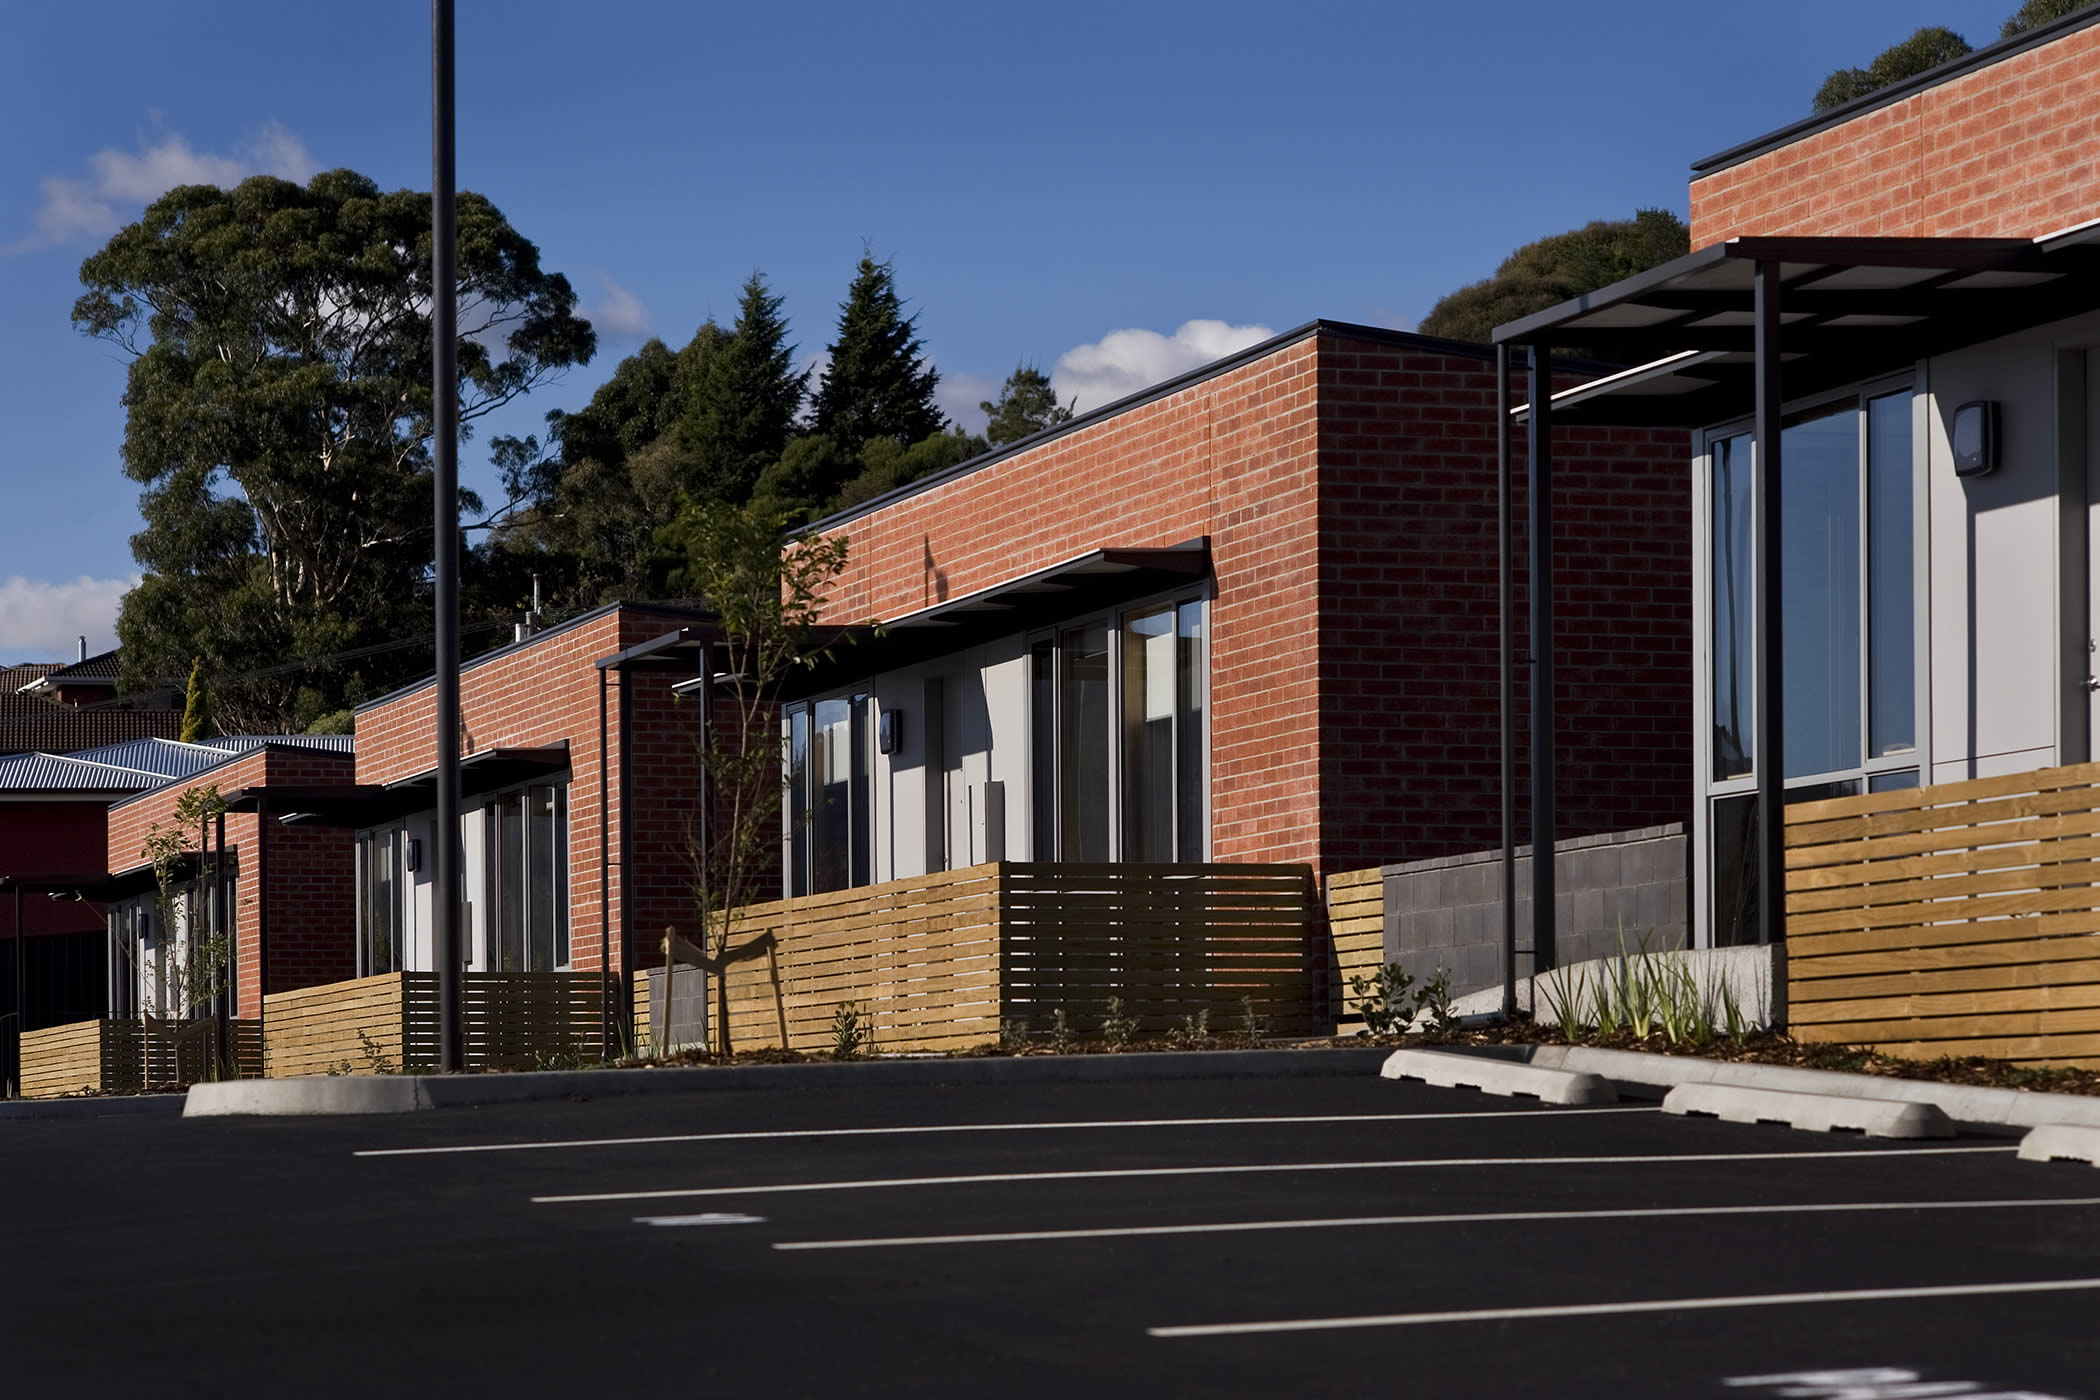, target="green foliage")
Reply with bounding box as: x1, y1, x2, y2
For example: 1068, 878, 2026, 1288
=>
1417, 210, 1690, 356
980, 364, 1074, 445
76, 169, 592, 730
810, 252, 945, 454
303, 708, 355, 736
1100, 995, 1137, 1049
679, 273, 806, 506
1238, 993, 1271, 1043
999, 1016, 1032, 1050
830, 1001, 869, 1058
1166, 1008, 1211, 1047
1349, 962, 1416, 1035
1047, 1007, 1073, 1053
178, 658, 213, 743
2003, 0, 2094, 36
1414, 968, 1458, 1033
1814, 26, 1973, 113
1537, 931, 1746, 1048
